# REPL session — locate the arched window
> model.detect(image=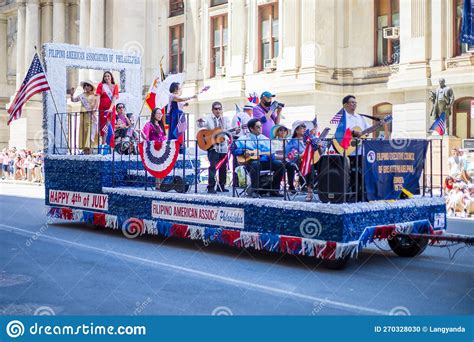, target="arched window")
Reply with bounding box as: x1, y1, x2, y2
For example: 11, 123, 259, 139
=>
372, 103, 393, 139
453, 97, 474, 138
